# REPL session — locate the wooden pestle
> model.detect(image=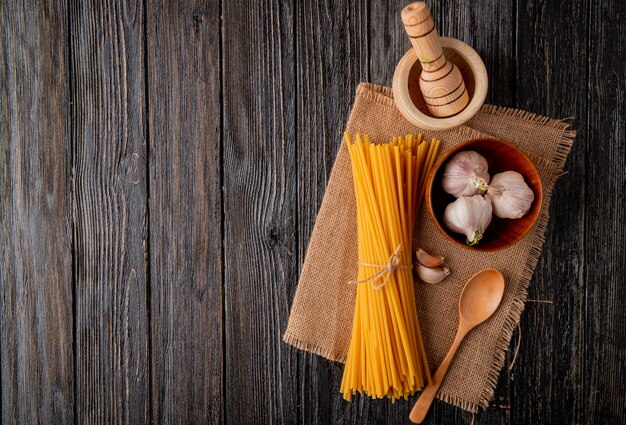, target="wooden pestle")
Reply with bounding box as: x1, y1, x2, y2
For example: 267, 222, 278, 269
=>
401, 2, 469, 118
